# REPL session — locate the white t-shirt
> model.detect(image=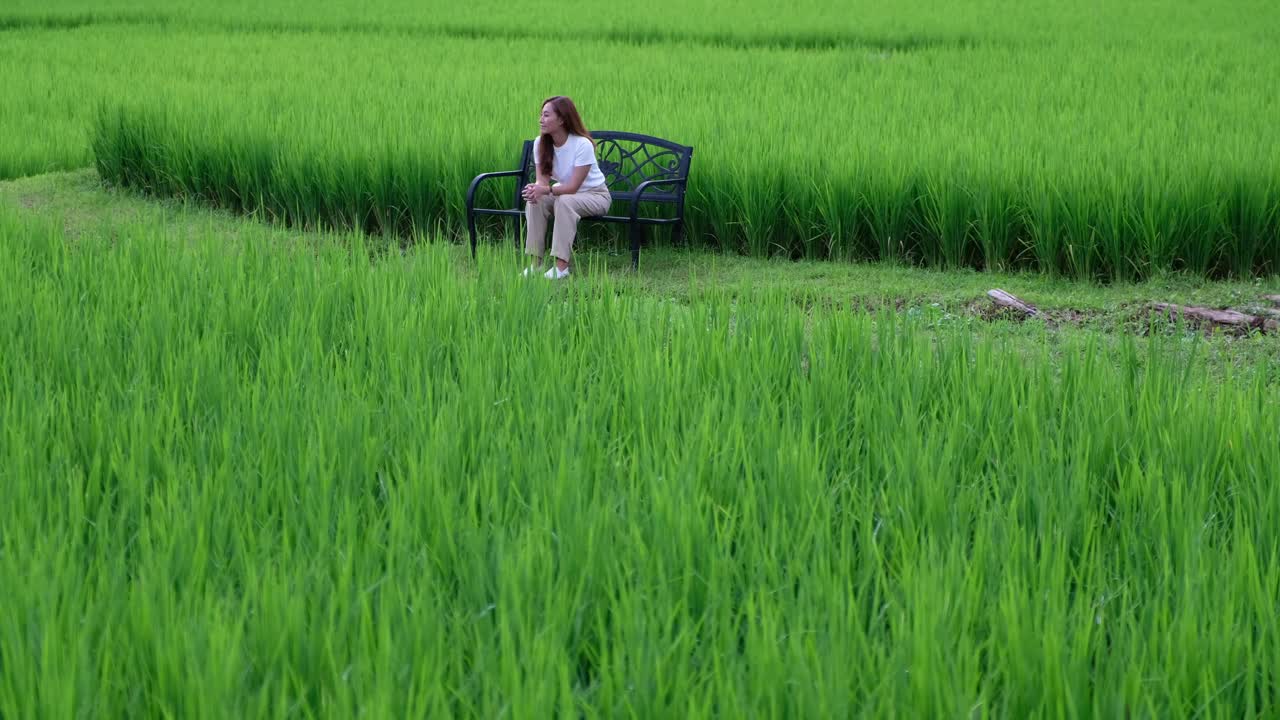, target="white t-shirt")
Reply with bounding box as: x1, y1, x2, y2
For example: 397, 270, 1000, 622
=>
533, 133, 607, 190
